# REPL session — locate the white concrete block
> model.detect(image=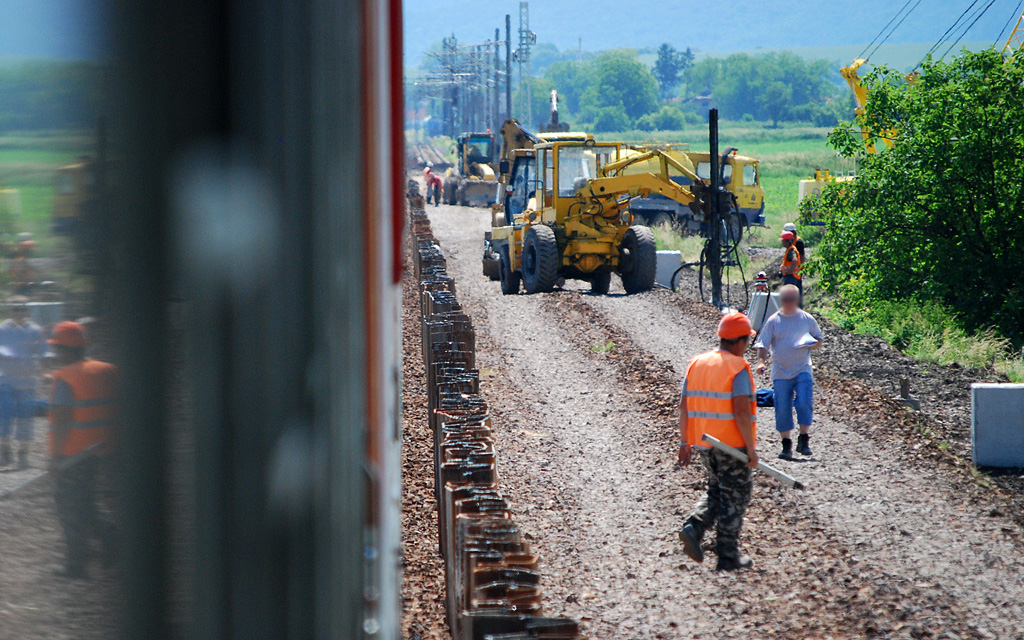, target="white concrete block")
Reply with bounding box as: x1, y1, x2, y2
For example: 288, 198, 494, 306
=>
971, 383, 1024, 468
656, 251, 681, 288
